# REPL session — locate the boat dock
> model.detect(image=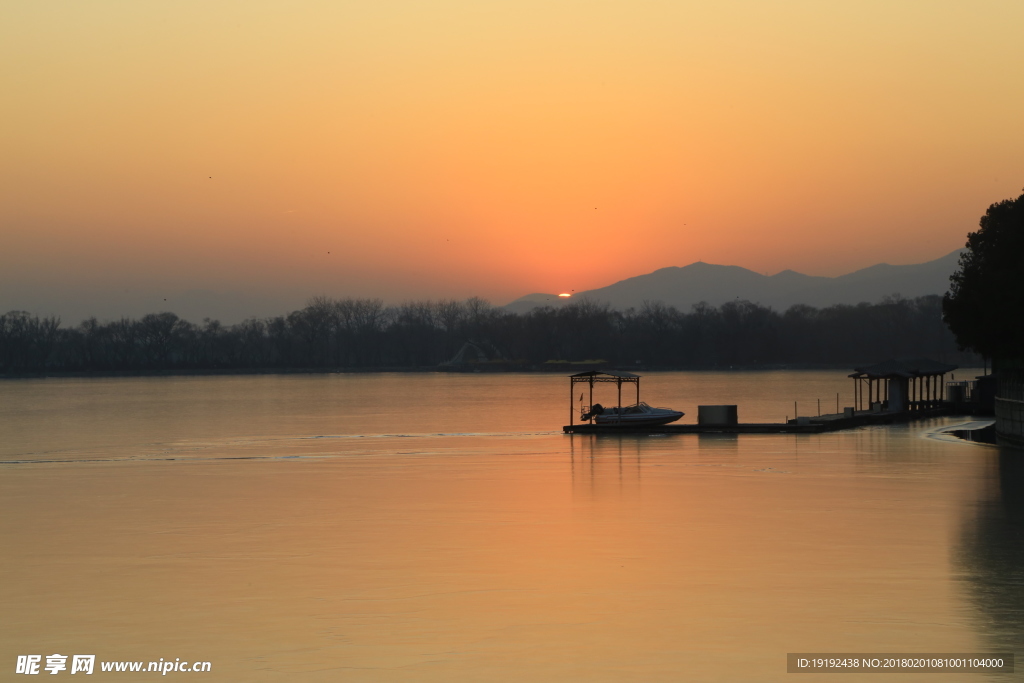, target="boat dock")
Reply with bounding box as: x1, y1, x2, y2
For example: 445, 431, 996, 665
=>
563, 365, 965, 435
563, 405, 956, 434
